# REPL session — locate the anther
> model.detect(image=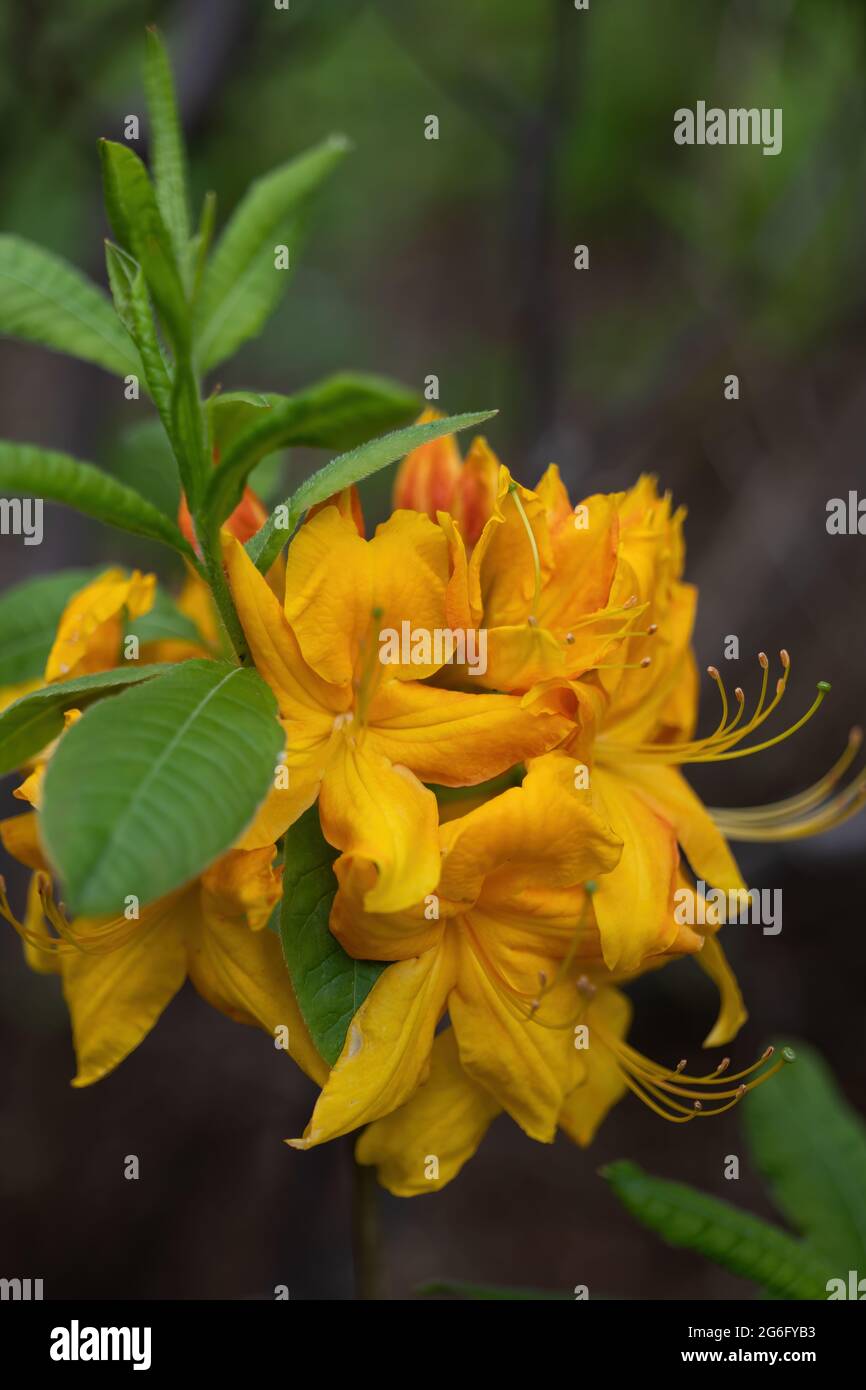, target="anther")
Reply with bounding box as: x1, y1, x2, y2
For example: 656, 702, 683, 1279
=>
734, 687, 744, 702
780, 649, 790, 669
640, 656, 652, 668
707, 665, 719, 680
714, 1058, 730, 1075
565, 632, 575, 644
758, 651, 769, 669
693, 1100, 702, 1111
538, 971, 548, 988
761, 1046, 775, 1061
527, 615, 538, 627
623, 595, 638, 610
576, 975, 596, 997
675, 1059, 687, 1073
647, 623, 658, 636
